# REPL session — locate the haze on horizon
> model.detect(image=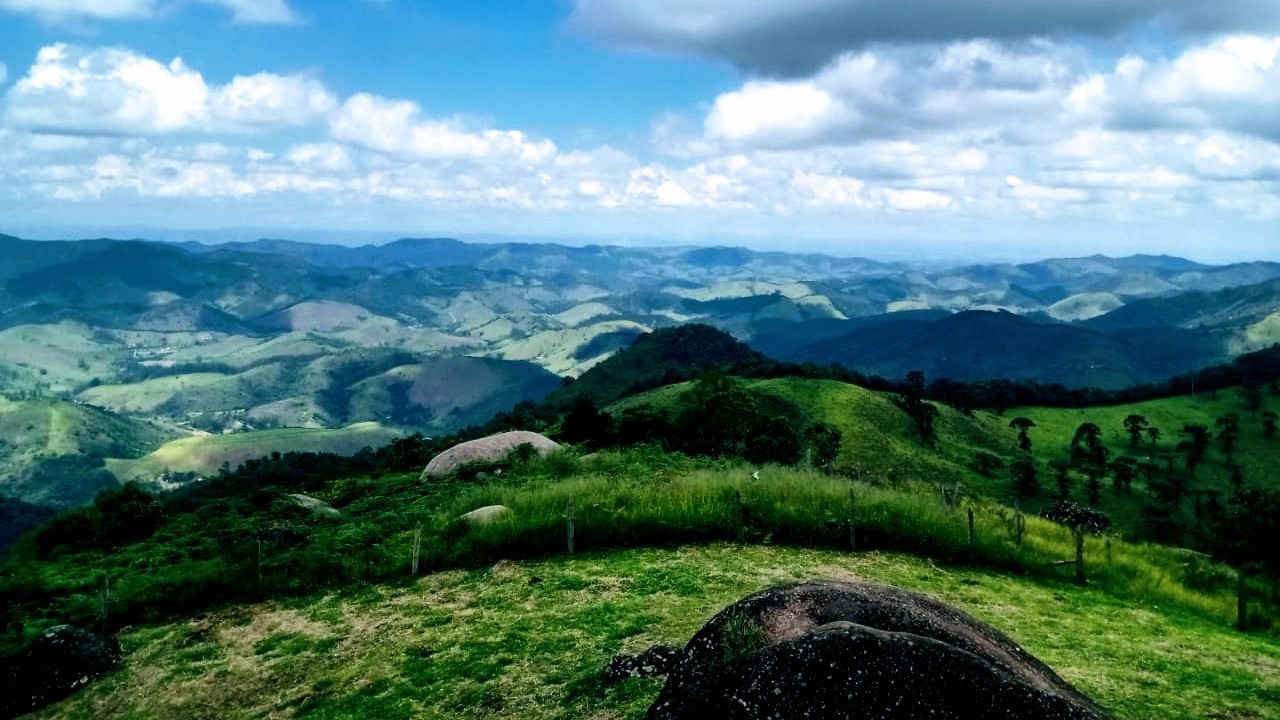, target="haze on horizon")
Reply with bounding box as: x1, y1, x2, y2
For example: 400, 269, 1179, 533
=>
1, 0, 1278, 262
